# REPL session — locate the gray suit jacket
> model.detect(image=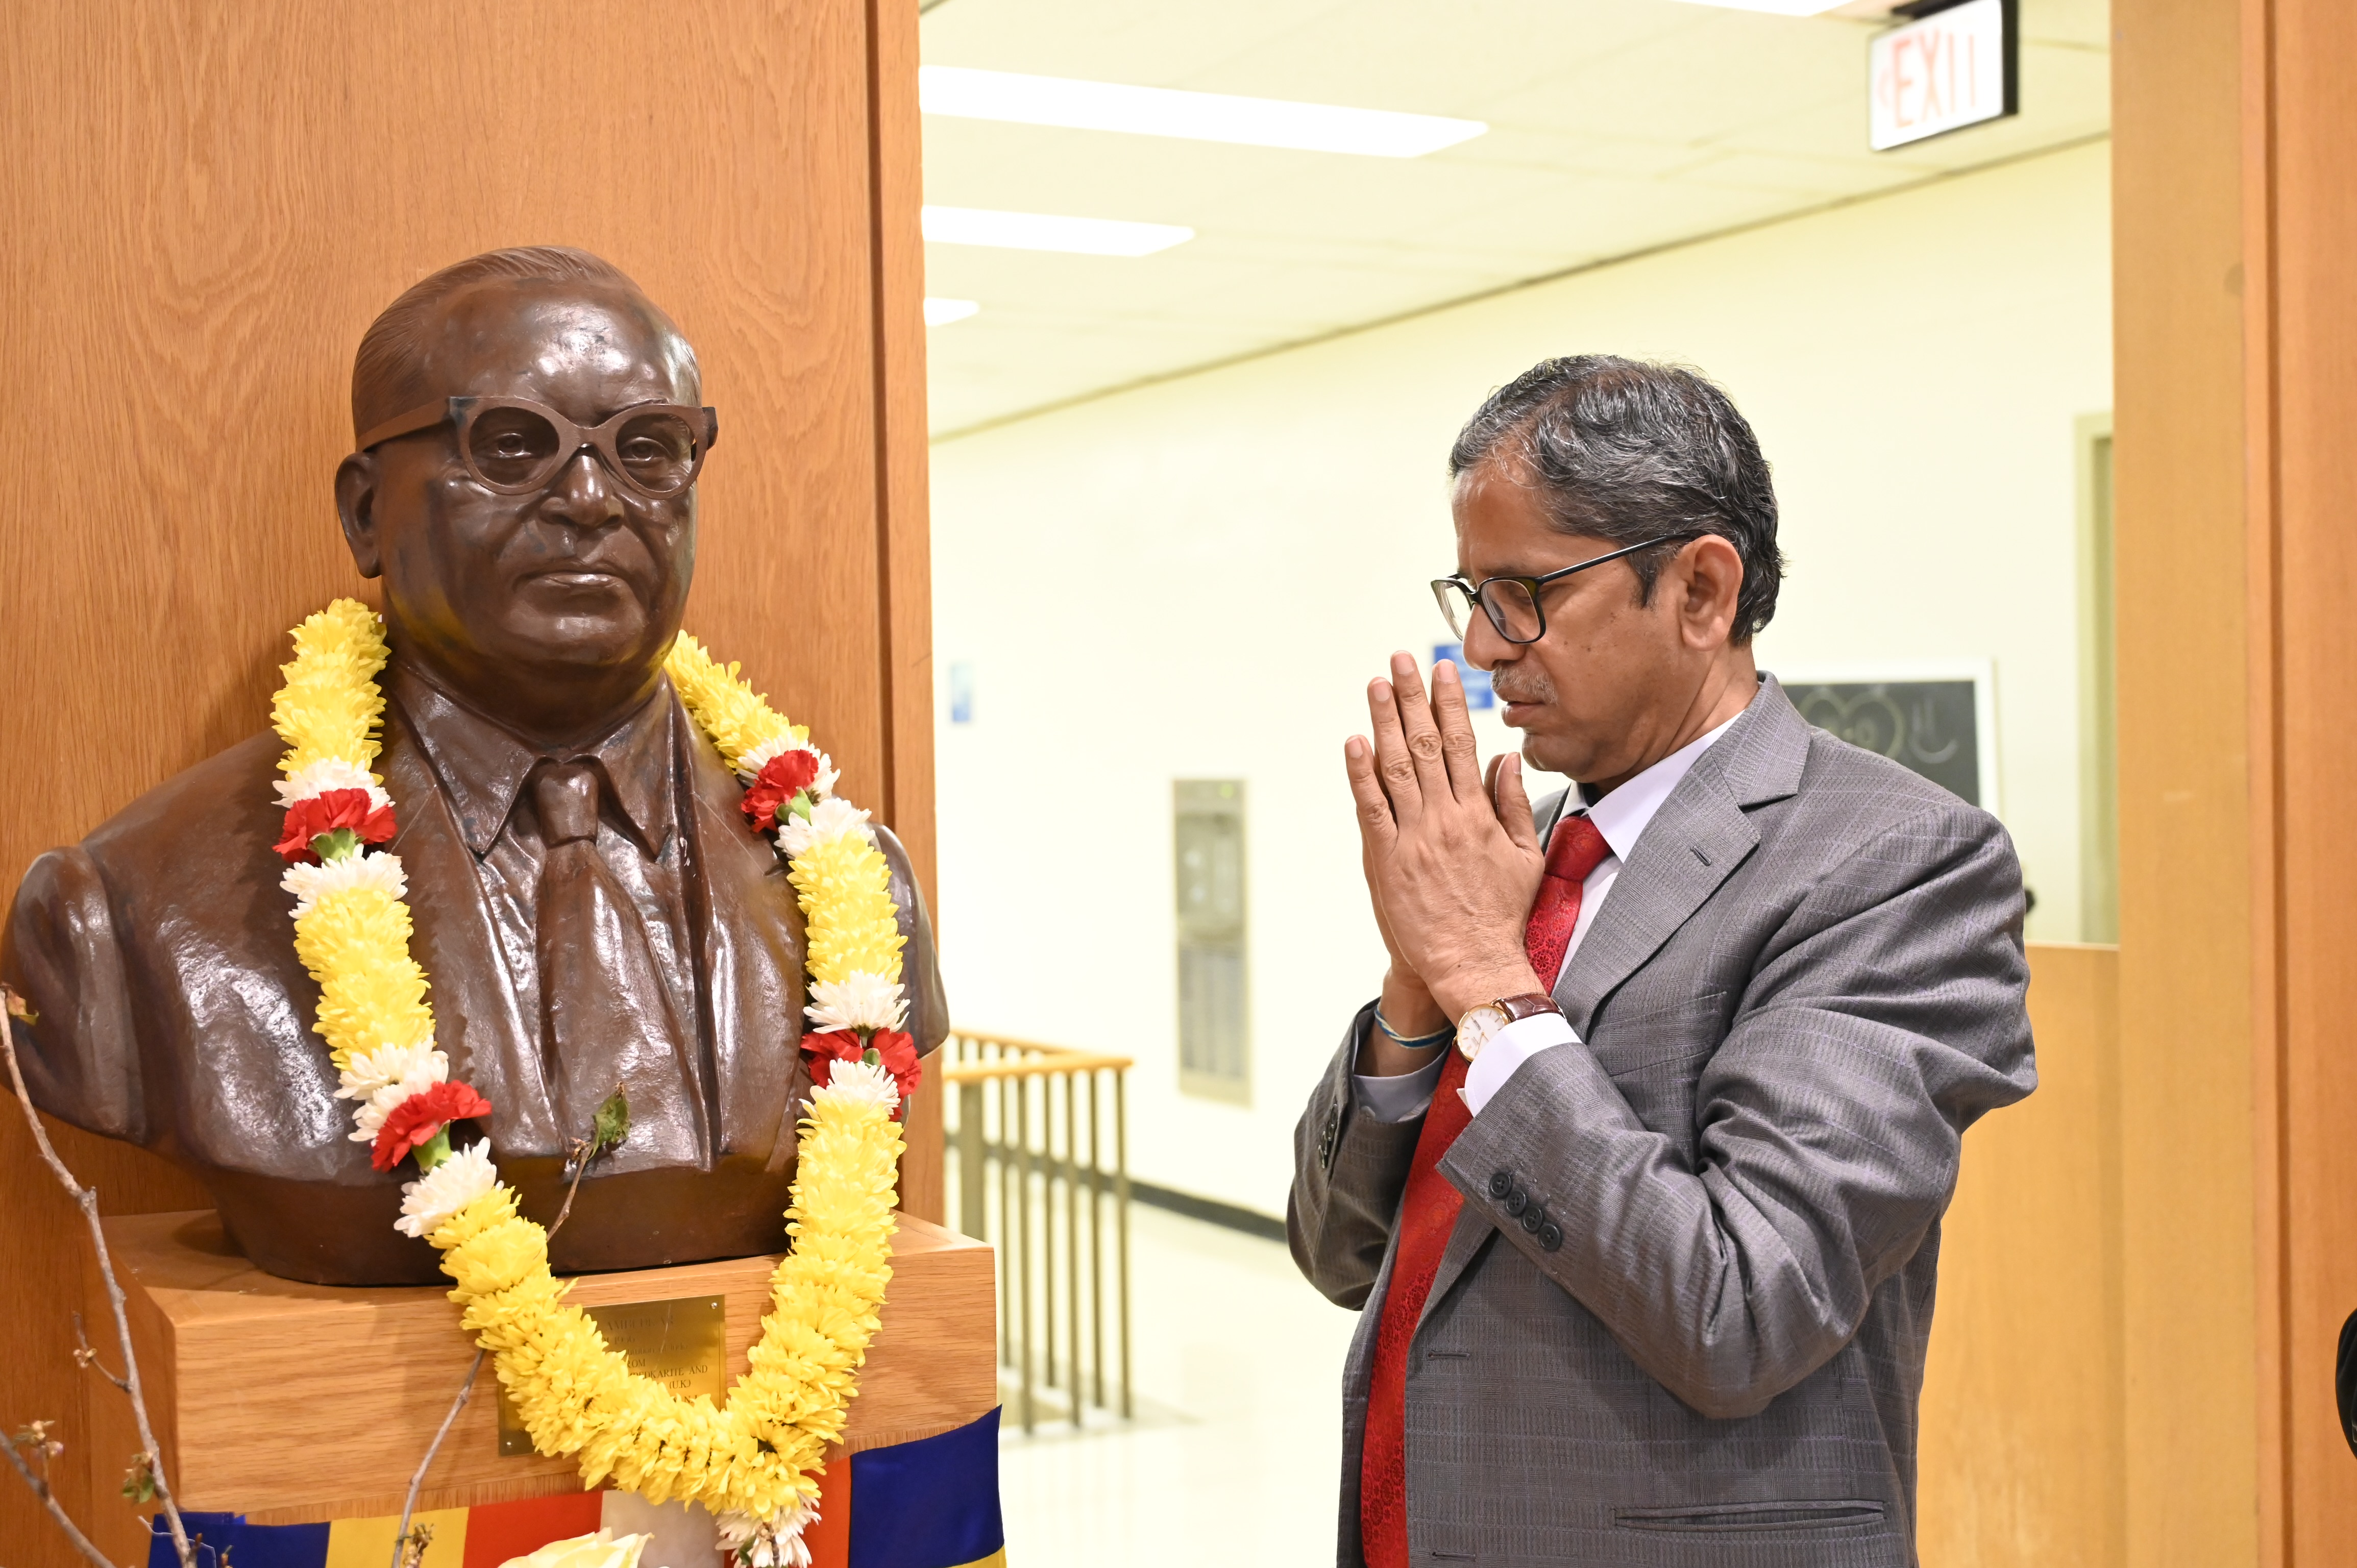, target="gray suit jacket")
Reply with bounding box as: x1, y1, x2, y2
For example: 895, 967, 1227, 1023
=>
1288, 676, 2035, 1567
